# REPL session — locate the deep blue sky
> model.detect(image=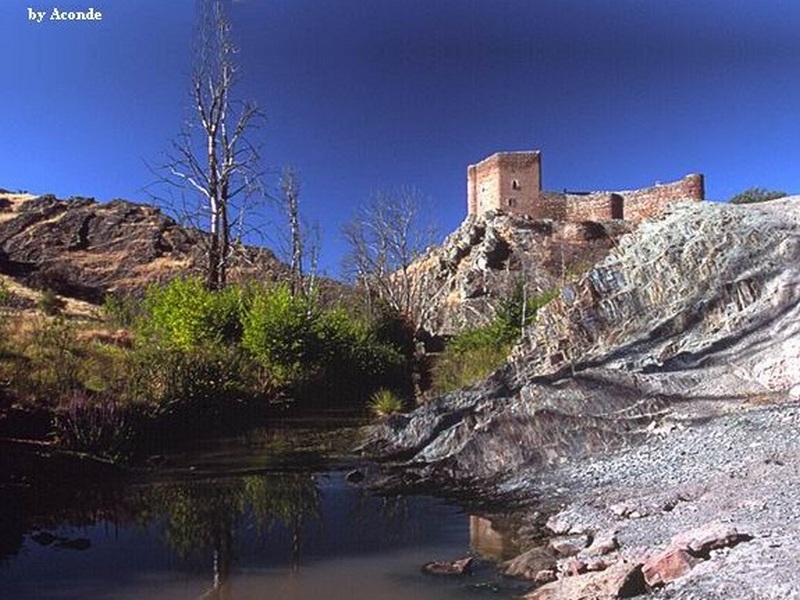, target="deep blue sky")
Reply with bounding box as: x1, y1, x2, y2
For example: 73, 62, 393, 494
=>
2, 1, 799, 276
